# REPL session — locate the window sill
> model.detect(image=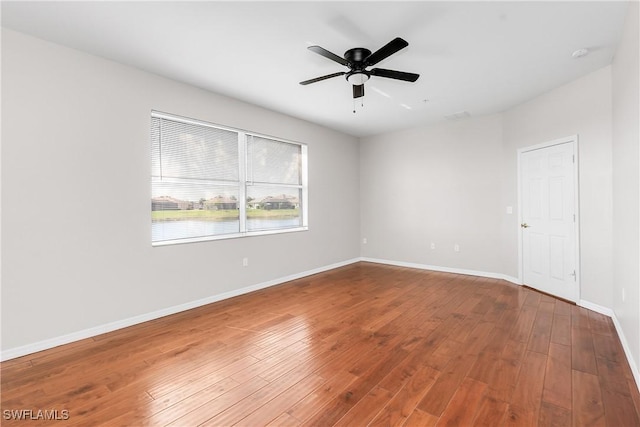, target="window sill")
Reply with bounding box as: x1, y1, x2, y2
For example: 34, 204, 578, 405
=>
151, 226, 309, 247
